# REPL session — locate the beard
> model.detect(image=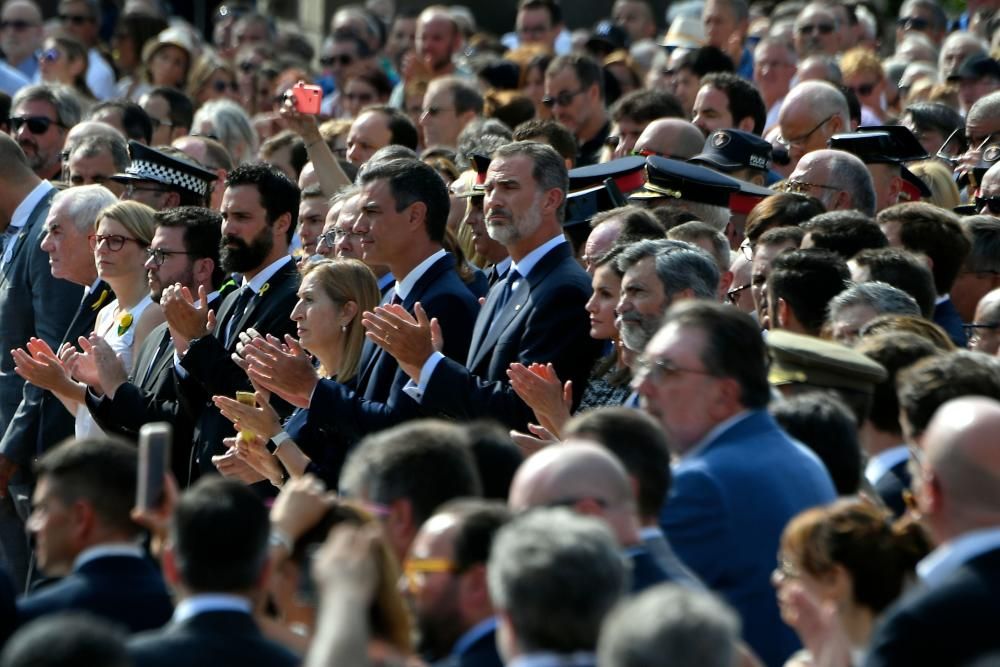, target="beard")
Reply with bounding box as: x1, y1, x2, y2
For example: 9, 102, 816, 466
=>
486, 196, 543, 246
617, 312, 661, 352
220, 226, 273, 273
149, 265, 195, 303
